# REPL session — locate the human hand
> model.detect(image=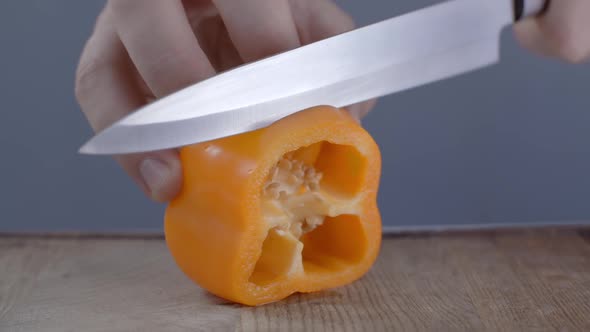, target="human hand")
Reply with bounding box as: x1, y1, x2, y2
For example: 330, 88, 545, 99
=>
75, 0, 373, 203
514, 0, 590, 63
